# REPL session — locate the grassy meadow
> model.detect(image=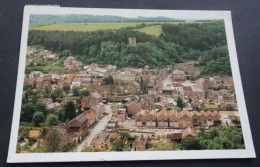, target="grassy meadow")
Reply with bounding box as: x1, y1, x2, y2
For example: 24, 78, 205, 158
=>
29, 22, 185, 36
135, 25, 163, 36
